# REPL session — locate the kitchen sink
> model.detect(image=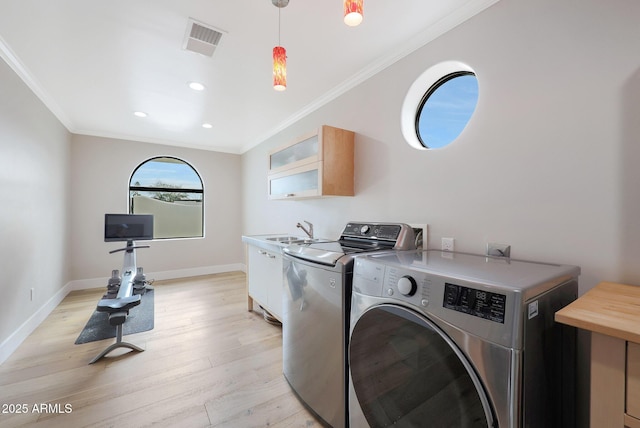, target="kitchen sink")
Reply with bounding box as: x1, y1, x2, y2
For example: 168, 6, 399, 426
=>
266, 236, 305, 244
265, 236, 328, 245
295, 238, 328, 244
